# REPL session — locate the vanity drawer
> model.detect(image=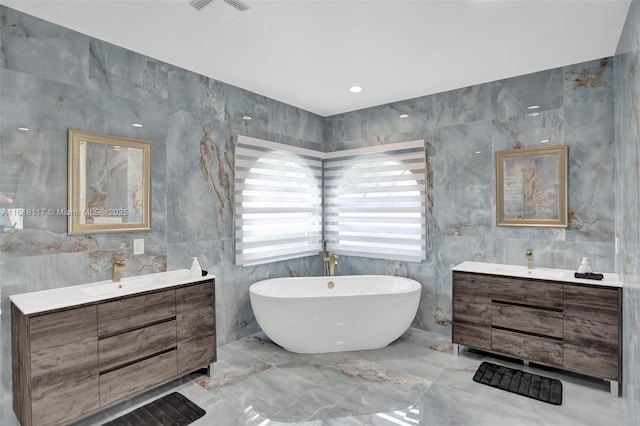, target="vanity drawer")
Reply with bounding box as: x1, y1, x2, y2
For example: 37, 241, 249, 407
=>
563, 314, 620, 380
453, 272, 491, 296
492, 328, 562, 367
98, 320, 177, 372
29, 307, 99, 426
99, 349, 178, 407
453, 323, 491, 350
491, 302, 563, 338
98, 289, 176, 337
454, 293, 490, 325
491, 277, 562, 309
178, 333, 216, 375
564, 284, 620, 325
564, 340, 619, 381
176, 281, 215, 339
